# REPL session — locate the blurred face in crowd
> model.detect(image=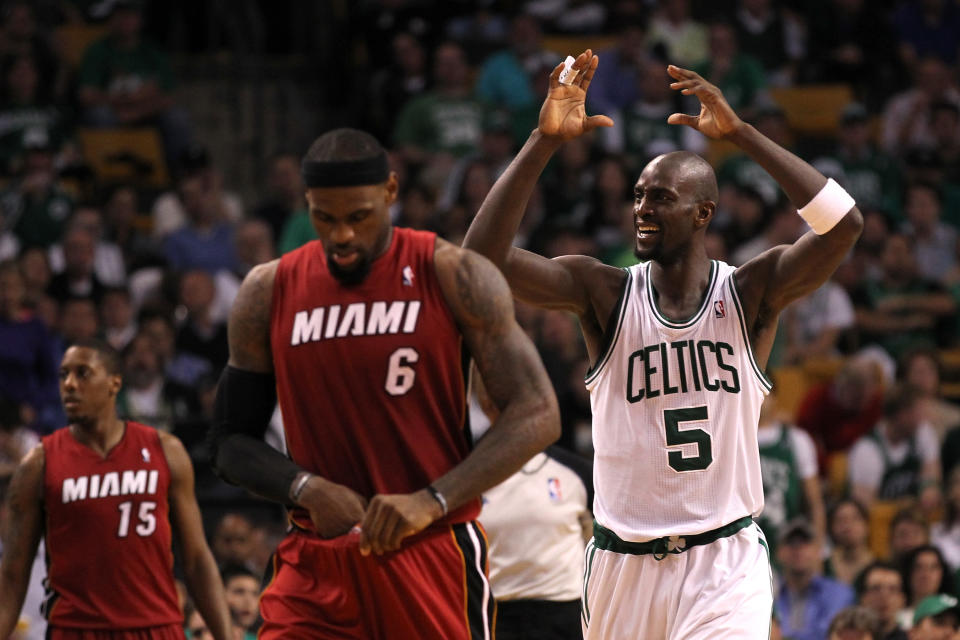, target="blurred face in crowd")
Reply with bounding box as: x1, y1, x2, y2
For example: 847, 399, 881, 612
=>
123, 334, 161, 390
0, 264, 25, 318
433, 43, 469, 91
235, 219, 275, 269
5, 55, 38, 102
509, 14, 541, 57
100, 290, 132, 331
3, 3, 35, 39
860, 567, 905, 628
185, 611, 213, 640
638, 59, 672, 103
392, 32, 425, 76
110, 7, 143, 43
891, 519, 928, 558
63, 228, 96, 277
60, 299, 99, 342
910, 551, 945, 605
139, 316, 175, 361
709, 23, 738, 58
213, 514, 256, 566
306, 175, 398, 286
903, 352, 940, 397
225, 574, 260, 629
268, 155, 302, 202
179, 270, 215, 319
888, 398, 923, 442
911, 614, 959, 640
831, 501, 869, 549
105, 186, 138, 230
905, 186, 941, 234
19, 246, 50, 291
881, 234, 916, 280
777, 534, 820, 583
